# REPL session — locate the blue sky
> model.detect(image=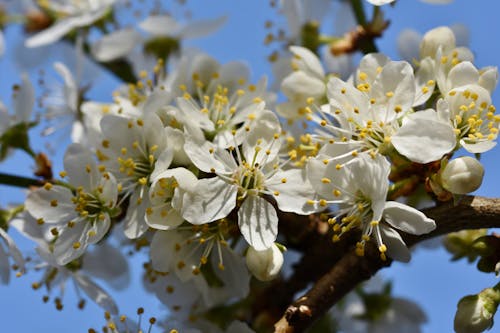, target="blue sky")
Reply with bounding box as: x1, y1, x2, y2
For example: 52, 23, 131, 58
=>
1, 0, 500, 332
